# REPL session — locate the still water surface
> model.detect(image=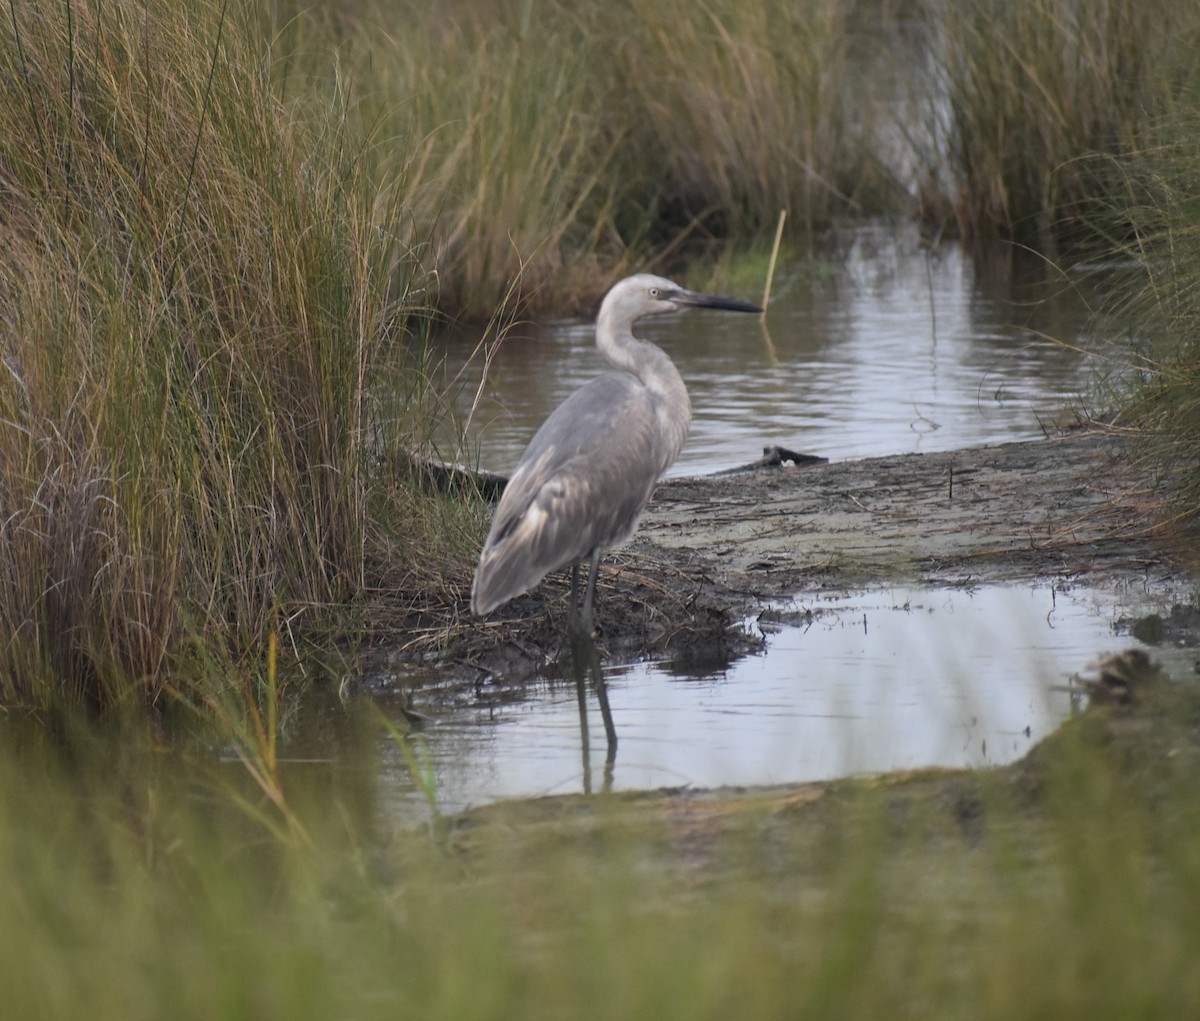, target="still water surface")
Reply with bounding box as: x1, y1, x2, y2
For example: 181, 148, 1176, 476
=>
358, 581, 1188, 815
349, 227, 1178, 816
442, 225, 1110, 476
